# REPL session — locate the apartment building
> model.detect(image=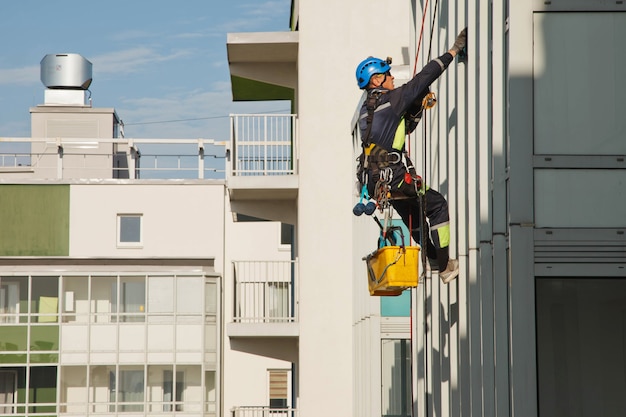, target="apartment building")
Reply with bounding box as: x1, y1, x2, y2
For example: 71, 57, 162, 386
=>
2, 0, 626, 415
226, 1, 626, 417
0, 54, 293, 417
